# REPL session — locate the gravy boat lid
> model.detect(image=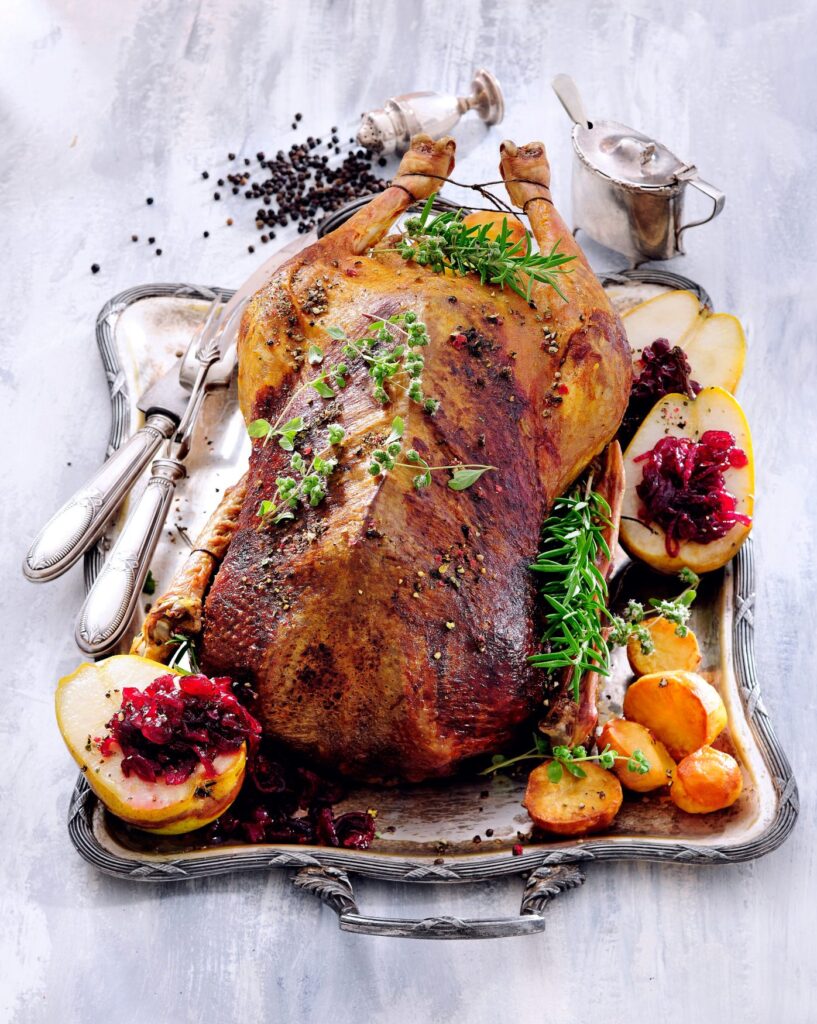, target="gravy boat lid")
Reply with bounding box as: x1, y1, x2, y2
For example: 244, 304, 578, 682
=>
573, 119, 689, 188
